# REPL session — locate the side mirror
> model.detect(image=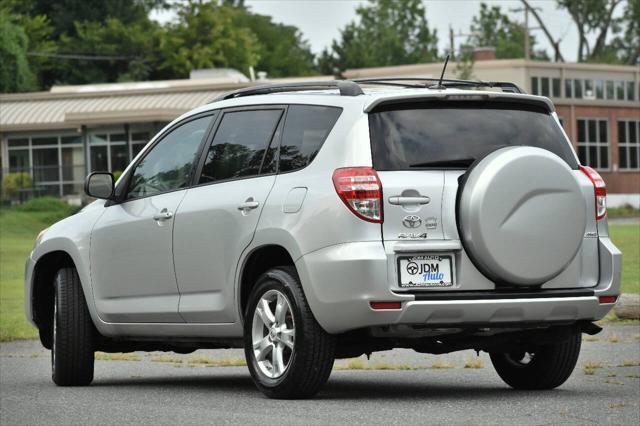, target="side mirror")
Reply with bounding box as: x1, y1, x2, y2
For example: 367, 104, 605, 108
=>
85, 172, 115, 199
